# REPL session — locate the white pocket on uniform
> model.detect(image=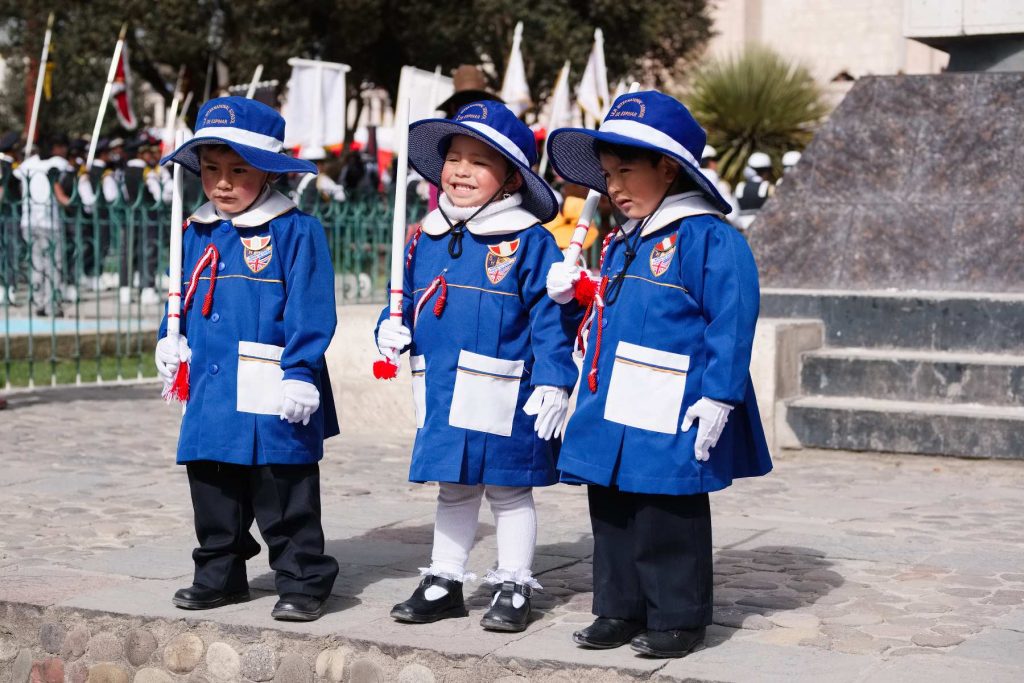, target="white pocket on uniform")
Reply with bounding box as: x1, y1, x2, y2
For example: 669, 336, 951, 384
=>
236, 341, 285, 415
603, 341, 690, 434
449, 349, 524, 436
411, 354, 426, 429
